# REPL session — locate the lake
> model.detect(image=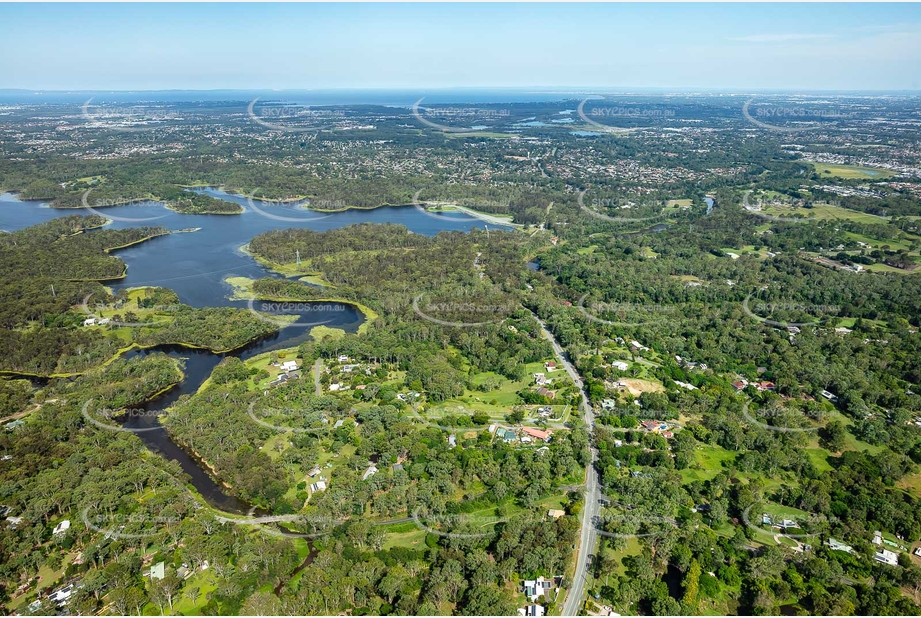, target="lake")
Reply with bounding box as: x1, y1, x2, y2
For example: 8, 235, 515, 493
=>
1, 189, 510, 513
1, 189, 509, 307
